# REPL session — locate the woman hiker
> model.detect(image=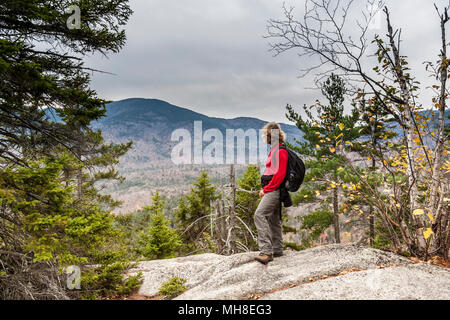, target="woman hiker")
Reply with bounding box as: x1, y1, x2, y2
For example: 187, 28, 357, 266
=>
254, 122, 288, 265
